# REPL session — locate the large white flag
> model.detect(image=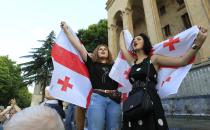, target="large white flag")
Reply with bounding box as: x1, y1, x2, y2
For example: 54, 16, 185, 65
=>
109, 30, 133, 93
109, 26, 199, 98
49, 27, 92, 108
